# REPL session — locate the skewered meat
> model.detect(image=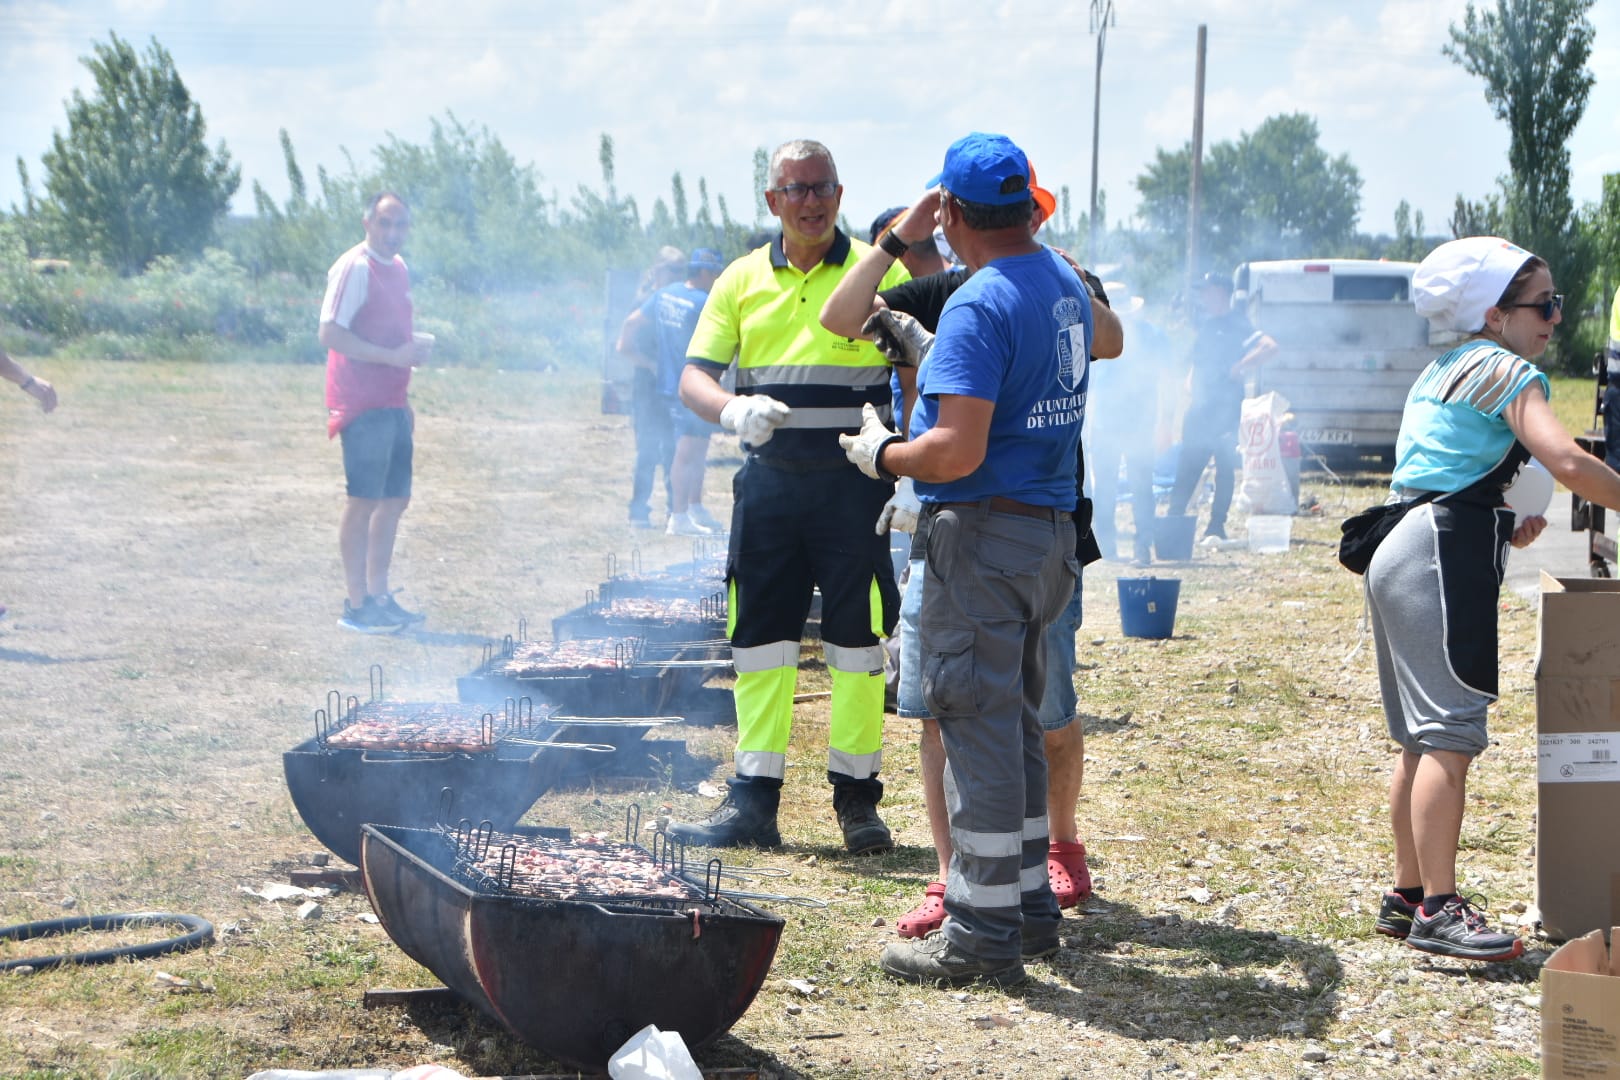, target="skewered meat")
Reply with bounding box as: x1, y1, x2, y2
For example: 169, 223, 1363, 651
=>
459, 829, 702, 900
325, 702, 549, 753
502, 637, 641, 677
